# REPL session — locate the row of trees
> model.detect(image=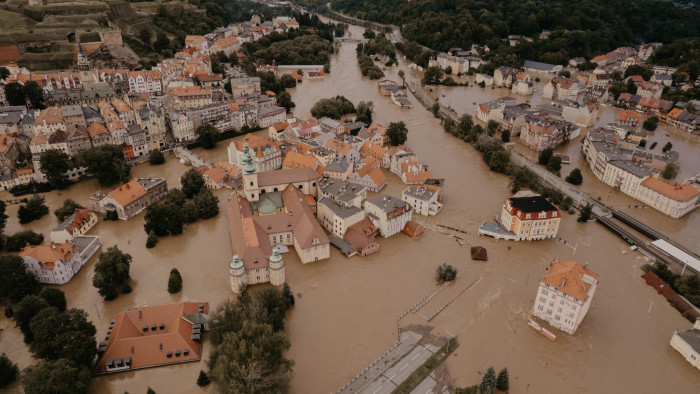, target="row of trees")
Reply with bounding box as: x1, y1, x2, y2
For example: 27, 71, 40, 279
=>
144, 170, 219, 248
3, 81, 45, 109
207, 284, 296, 392
455, 367, 509, 394
356, 49, 385, 79
0, 254, 95, 393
